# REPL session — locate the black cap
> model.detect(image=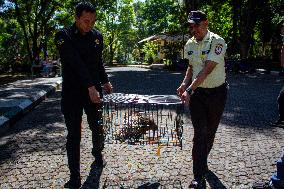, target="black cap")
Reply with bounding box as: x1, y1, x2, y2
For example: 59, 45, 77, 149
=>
188, 10, 207, 24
